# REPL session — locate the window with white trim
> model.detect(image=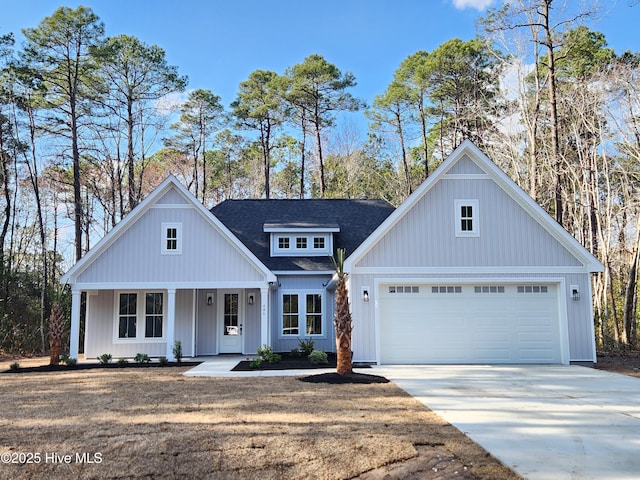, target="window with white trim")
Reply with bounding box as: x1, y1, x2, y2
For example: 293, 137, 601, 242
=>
281, 291, 324, 336
455, 200, 479, 237
161, 223, 182, 254
273, 233, 331, 256
116, 291, 165, 341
